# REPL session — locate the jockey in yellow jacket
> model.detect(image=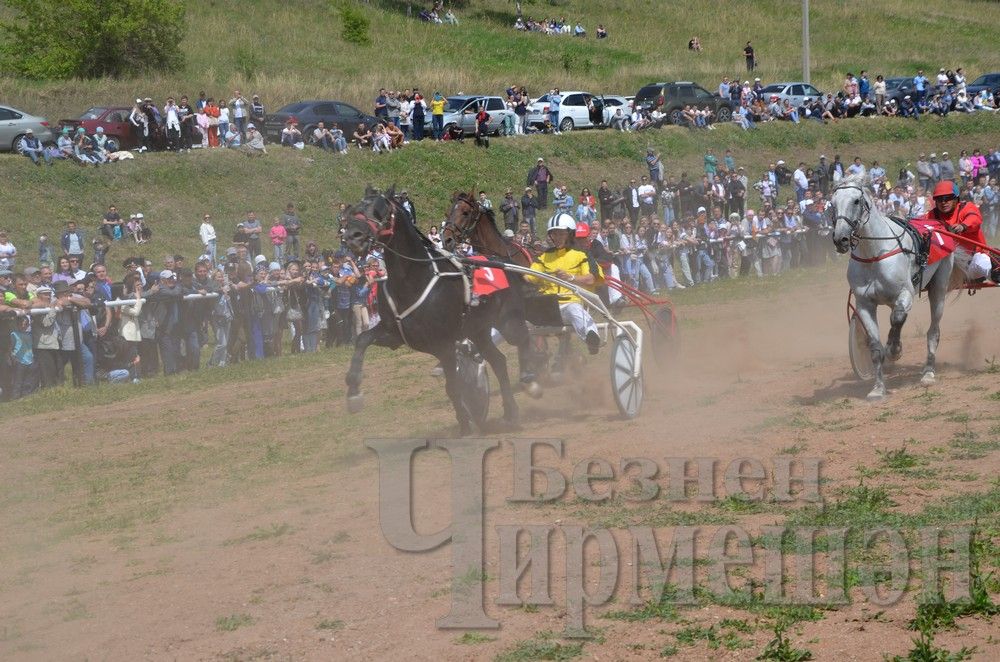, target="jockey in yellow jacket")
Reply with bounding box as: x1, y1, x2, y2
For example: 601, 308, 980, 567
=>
525, 212, 602, 354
